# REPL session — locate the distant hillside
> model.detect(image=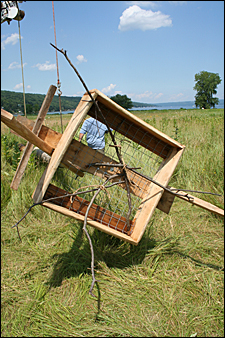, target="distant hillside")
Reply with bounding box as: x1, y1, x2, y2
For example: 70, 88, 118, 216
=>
1, 90, 82, 114
1, 90, 157, 114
